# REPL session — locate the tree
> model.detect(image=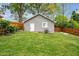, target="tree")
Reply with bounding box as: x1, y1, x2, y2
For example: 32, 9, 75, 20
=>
71, 11, 79, 22
1, 3, 60, 22
27, 3, 59, 18
2, 3, 28, 22
54, 14, 68, 28
71, 11, 76, 20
